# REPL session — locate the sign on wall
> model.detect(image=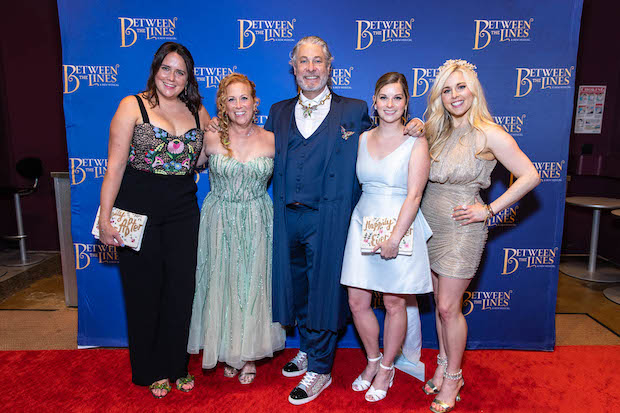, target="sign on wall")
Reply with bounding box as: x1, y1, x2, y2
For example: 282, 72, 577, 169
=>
574, 85, 606, 134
